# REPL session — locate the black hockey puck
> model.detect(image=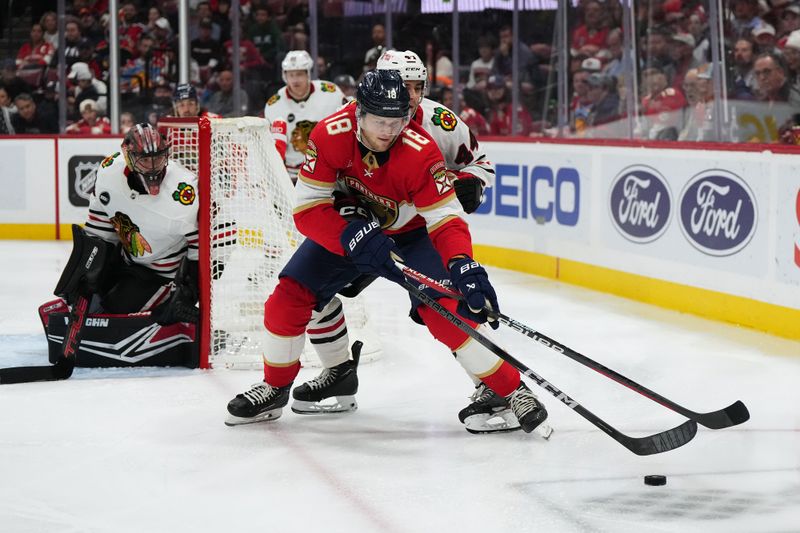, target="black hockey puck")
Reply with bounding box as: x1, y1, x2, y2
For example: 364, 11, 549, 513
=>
644, 475, 667, 486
